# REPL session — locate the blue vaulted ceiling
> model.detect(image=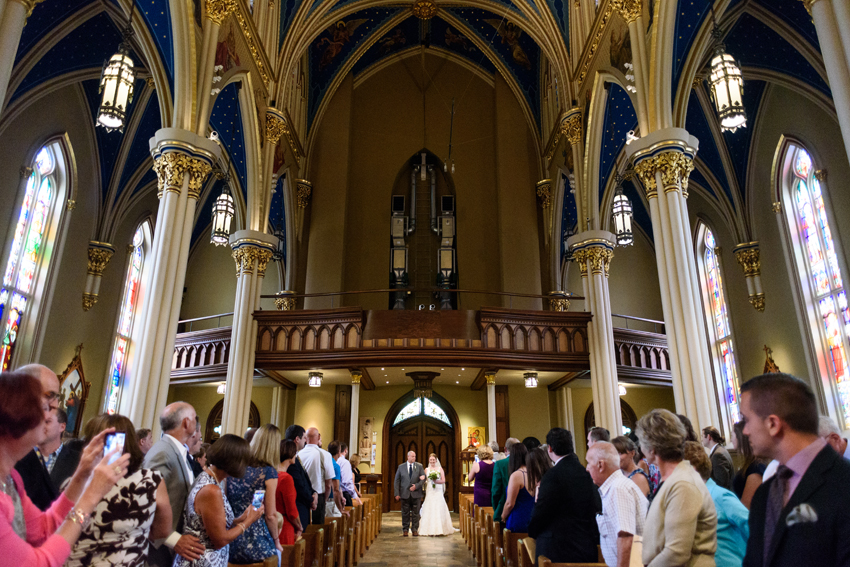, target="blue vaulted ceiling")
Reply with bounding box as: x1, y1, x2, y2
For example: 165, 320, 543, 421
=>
624, 178, 652, 242
209, 82, 248, 200
598, 82, 637, 202
685, 91, 733, 203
